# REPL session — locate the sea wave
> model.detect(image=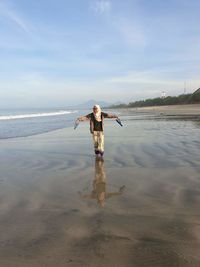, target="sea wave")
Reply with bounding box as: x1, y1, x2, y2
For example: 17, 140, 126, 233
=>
0, 110, 77, 121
